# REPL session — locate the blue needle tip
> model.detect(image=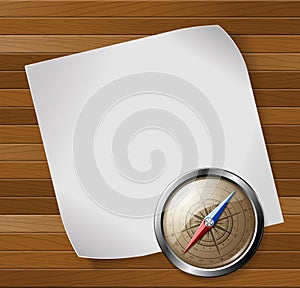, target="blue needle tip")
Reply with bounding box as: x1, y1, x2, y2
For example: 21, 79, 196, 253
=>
205, 191, 235, 225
